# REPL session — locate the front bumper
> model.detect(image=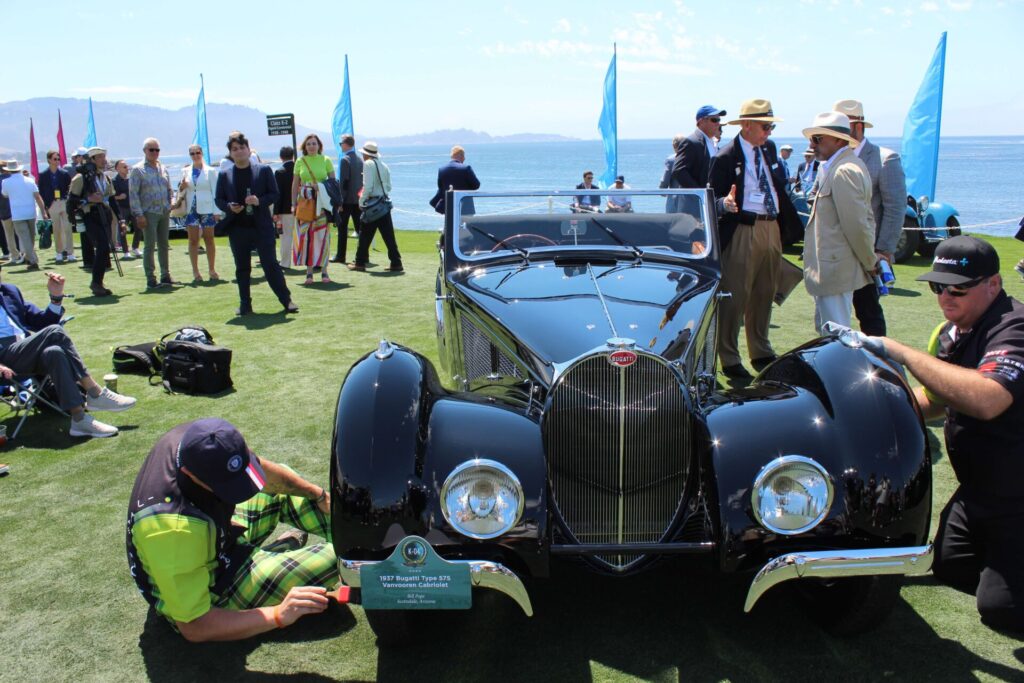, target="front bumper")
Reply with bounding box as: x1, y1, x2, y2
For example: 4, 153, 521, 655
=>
744, 544, 933, 612
338, 558, 534, 617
